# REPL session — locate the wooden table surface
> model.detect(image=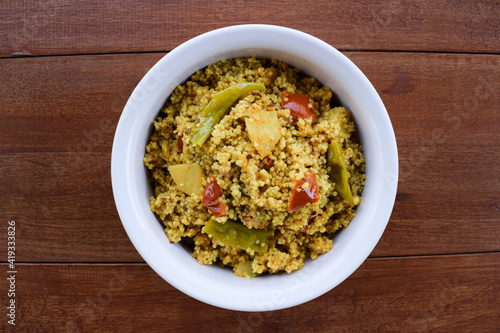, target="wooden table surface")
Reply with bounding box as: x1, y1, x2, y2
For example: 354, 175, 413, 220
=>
1, 1, 499, 332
